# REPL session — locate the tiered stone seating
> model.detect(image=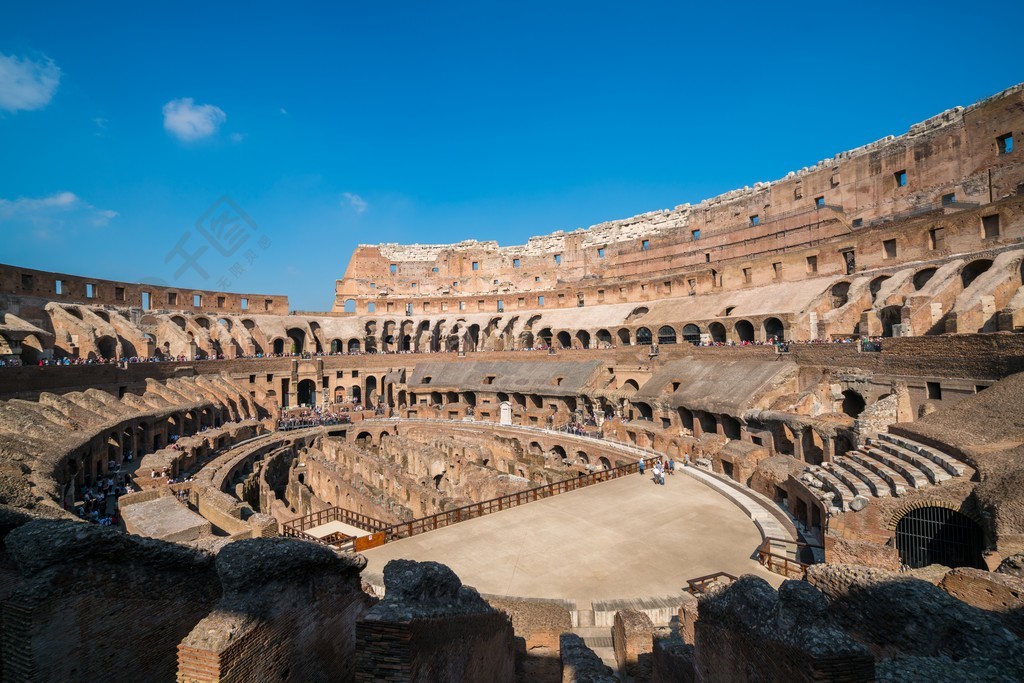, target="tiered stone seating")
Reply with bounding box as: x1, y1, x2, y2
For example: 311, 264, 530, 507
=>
803, 431, 970, 510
